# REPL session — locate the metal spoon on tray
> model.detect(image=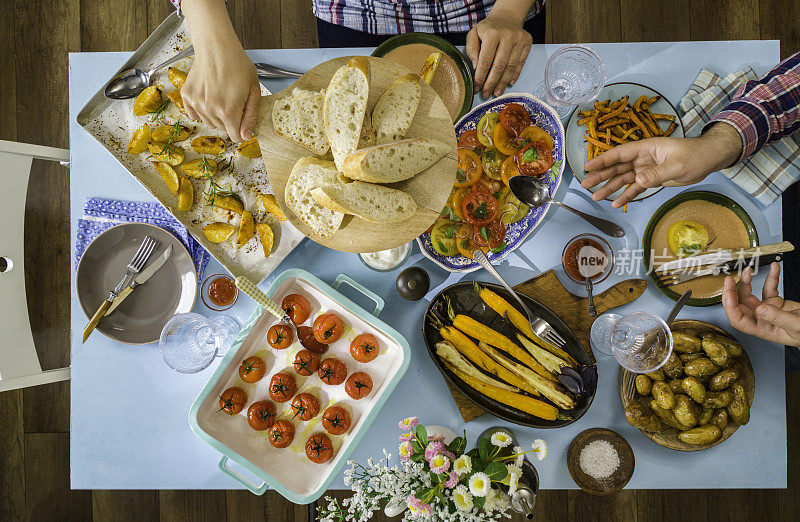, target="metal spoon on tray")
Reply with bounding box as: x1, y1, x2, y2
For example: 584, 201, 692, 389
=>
509, 175, 625, 238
